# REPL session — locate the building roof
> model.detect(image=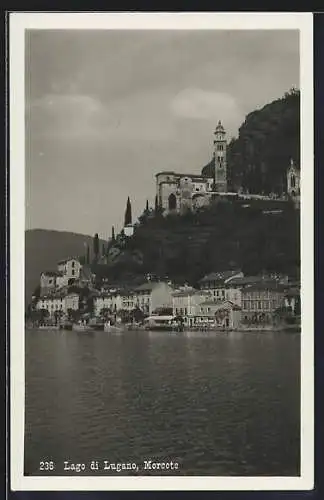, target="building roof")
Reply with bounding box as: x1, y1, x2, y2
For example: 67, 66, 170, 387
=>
199, 300, 241, 311
134, 281, 169, 292
41, 270, 64, 277
172, 289, 210, 298
288, 158, 300, 172
225, 276, 264, 287
155, 171, 176, 177
285, 287, 300, 297
57, 257, 80, 265
199, 270, 242, 284
156, 171, 213, 182
201, 157, 215, 178
242, 281, 286, 292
